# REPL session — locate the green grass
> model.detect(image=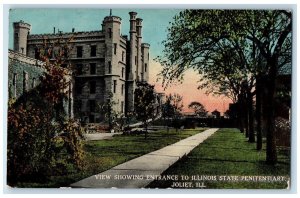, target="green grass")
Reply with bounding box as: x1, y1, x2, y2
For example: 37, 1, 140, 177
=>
147, 128, 290, 189
16, 128, 206, 188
